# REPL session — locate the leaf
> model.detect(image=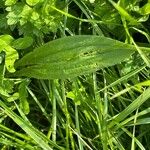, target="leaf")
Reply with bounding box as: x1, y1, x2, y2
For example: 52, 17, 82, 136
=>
128, 117, 150, 126
12, 35, 150, 79
12, 36, 33, 49
26, 0, 40, 6
5, 45, 19, 72
89, 0, 95, 3
0, 35, 18, 72
67, 91, 81, 105
0, 79, 14, 97
7, 92, 19, 102
0, 35, 14, 52
19, 80, 30, 115
6, 3, 29, 26
7, 16, 18, 25
139, 2, 150, 15
31, 11, 39, 20
5, 0, 17, 6
0, 35, 14, 44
